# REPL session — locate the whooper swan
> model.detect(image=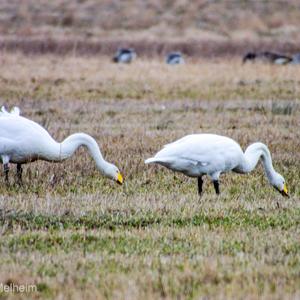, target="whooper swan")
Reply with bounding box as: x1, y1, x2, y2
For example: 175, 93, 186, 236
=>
0, 106, 123, 185
145, 134, 288, 196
